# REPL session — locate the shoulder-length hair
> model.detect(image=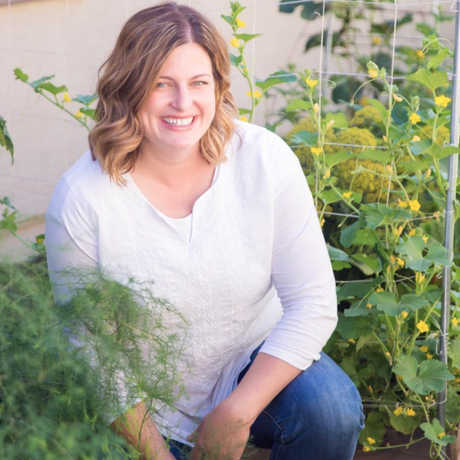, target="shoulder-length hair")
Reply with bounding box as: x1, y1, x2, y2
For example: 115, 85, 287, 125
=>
89, 2, 237, 185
